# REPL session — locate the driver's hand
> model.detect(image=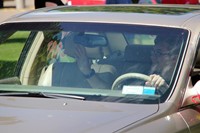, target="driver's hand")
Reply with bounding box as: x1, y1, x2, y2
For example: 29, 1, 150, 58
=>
145, 74, 169, 94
